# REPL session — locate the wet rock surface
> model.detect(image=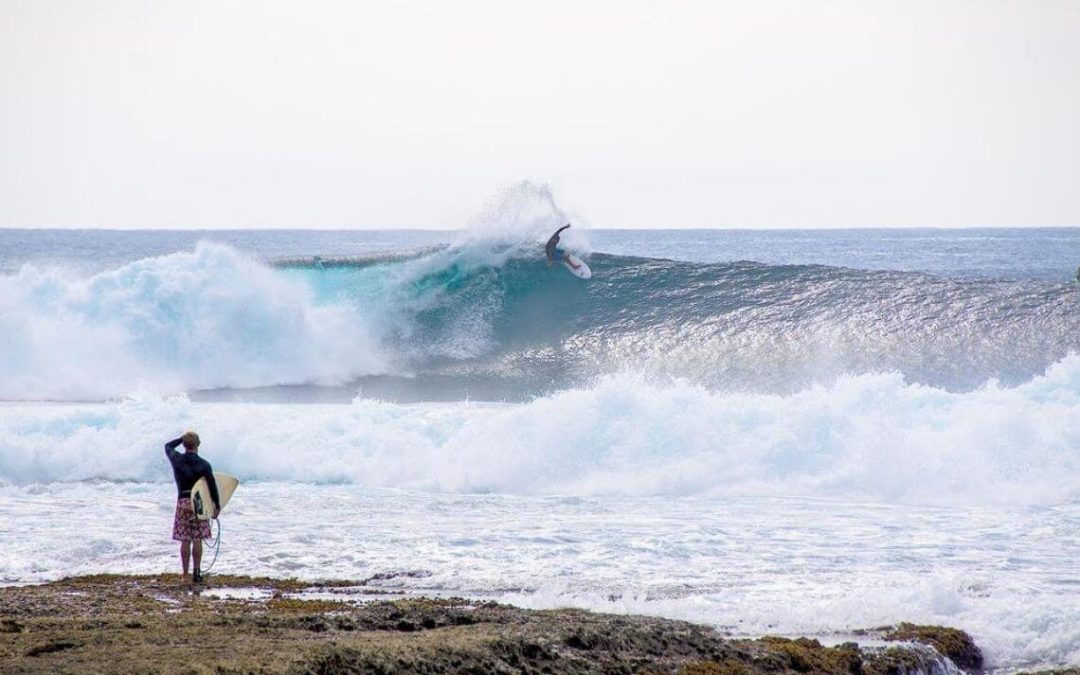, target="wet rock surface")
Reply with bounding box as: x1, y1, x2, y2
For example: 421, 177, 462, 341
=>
0, 574, 982, 674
